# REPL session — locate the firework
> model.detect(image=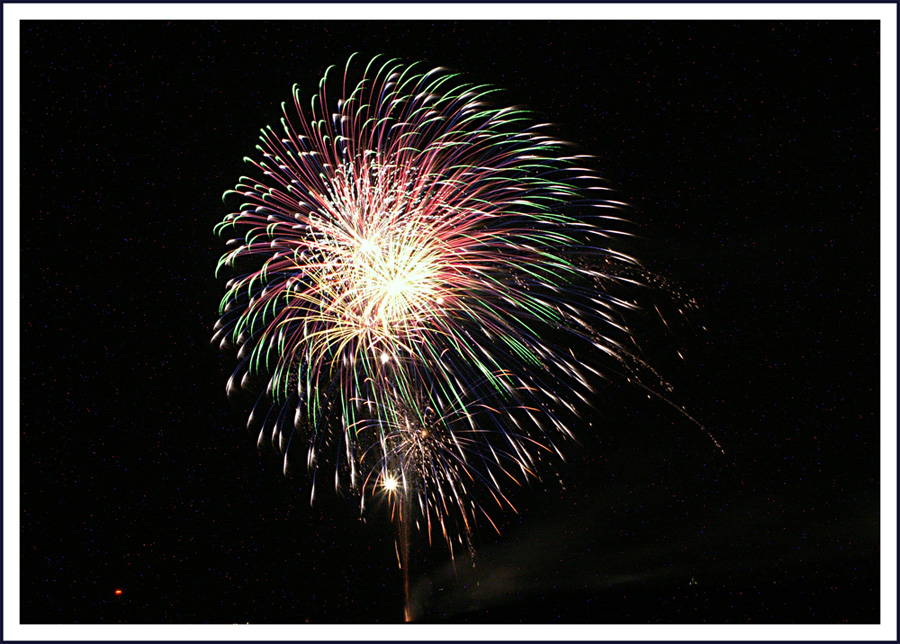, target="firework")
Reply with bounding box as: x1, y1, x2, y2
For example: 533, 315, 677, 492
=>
213, 54, 661, 553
